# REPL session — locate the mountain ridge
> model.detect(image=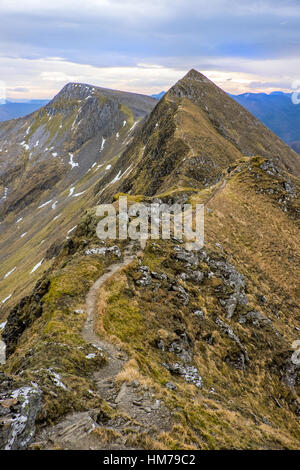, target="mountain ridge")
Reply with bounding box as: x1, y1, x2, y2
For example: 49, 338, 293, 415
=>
152, 87, 300, 151
0, 69, 299, 450
100, 69, 300, 200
